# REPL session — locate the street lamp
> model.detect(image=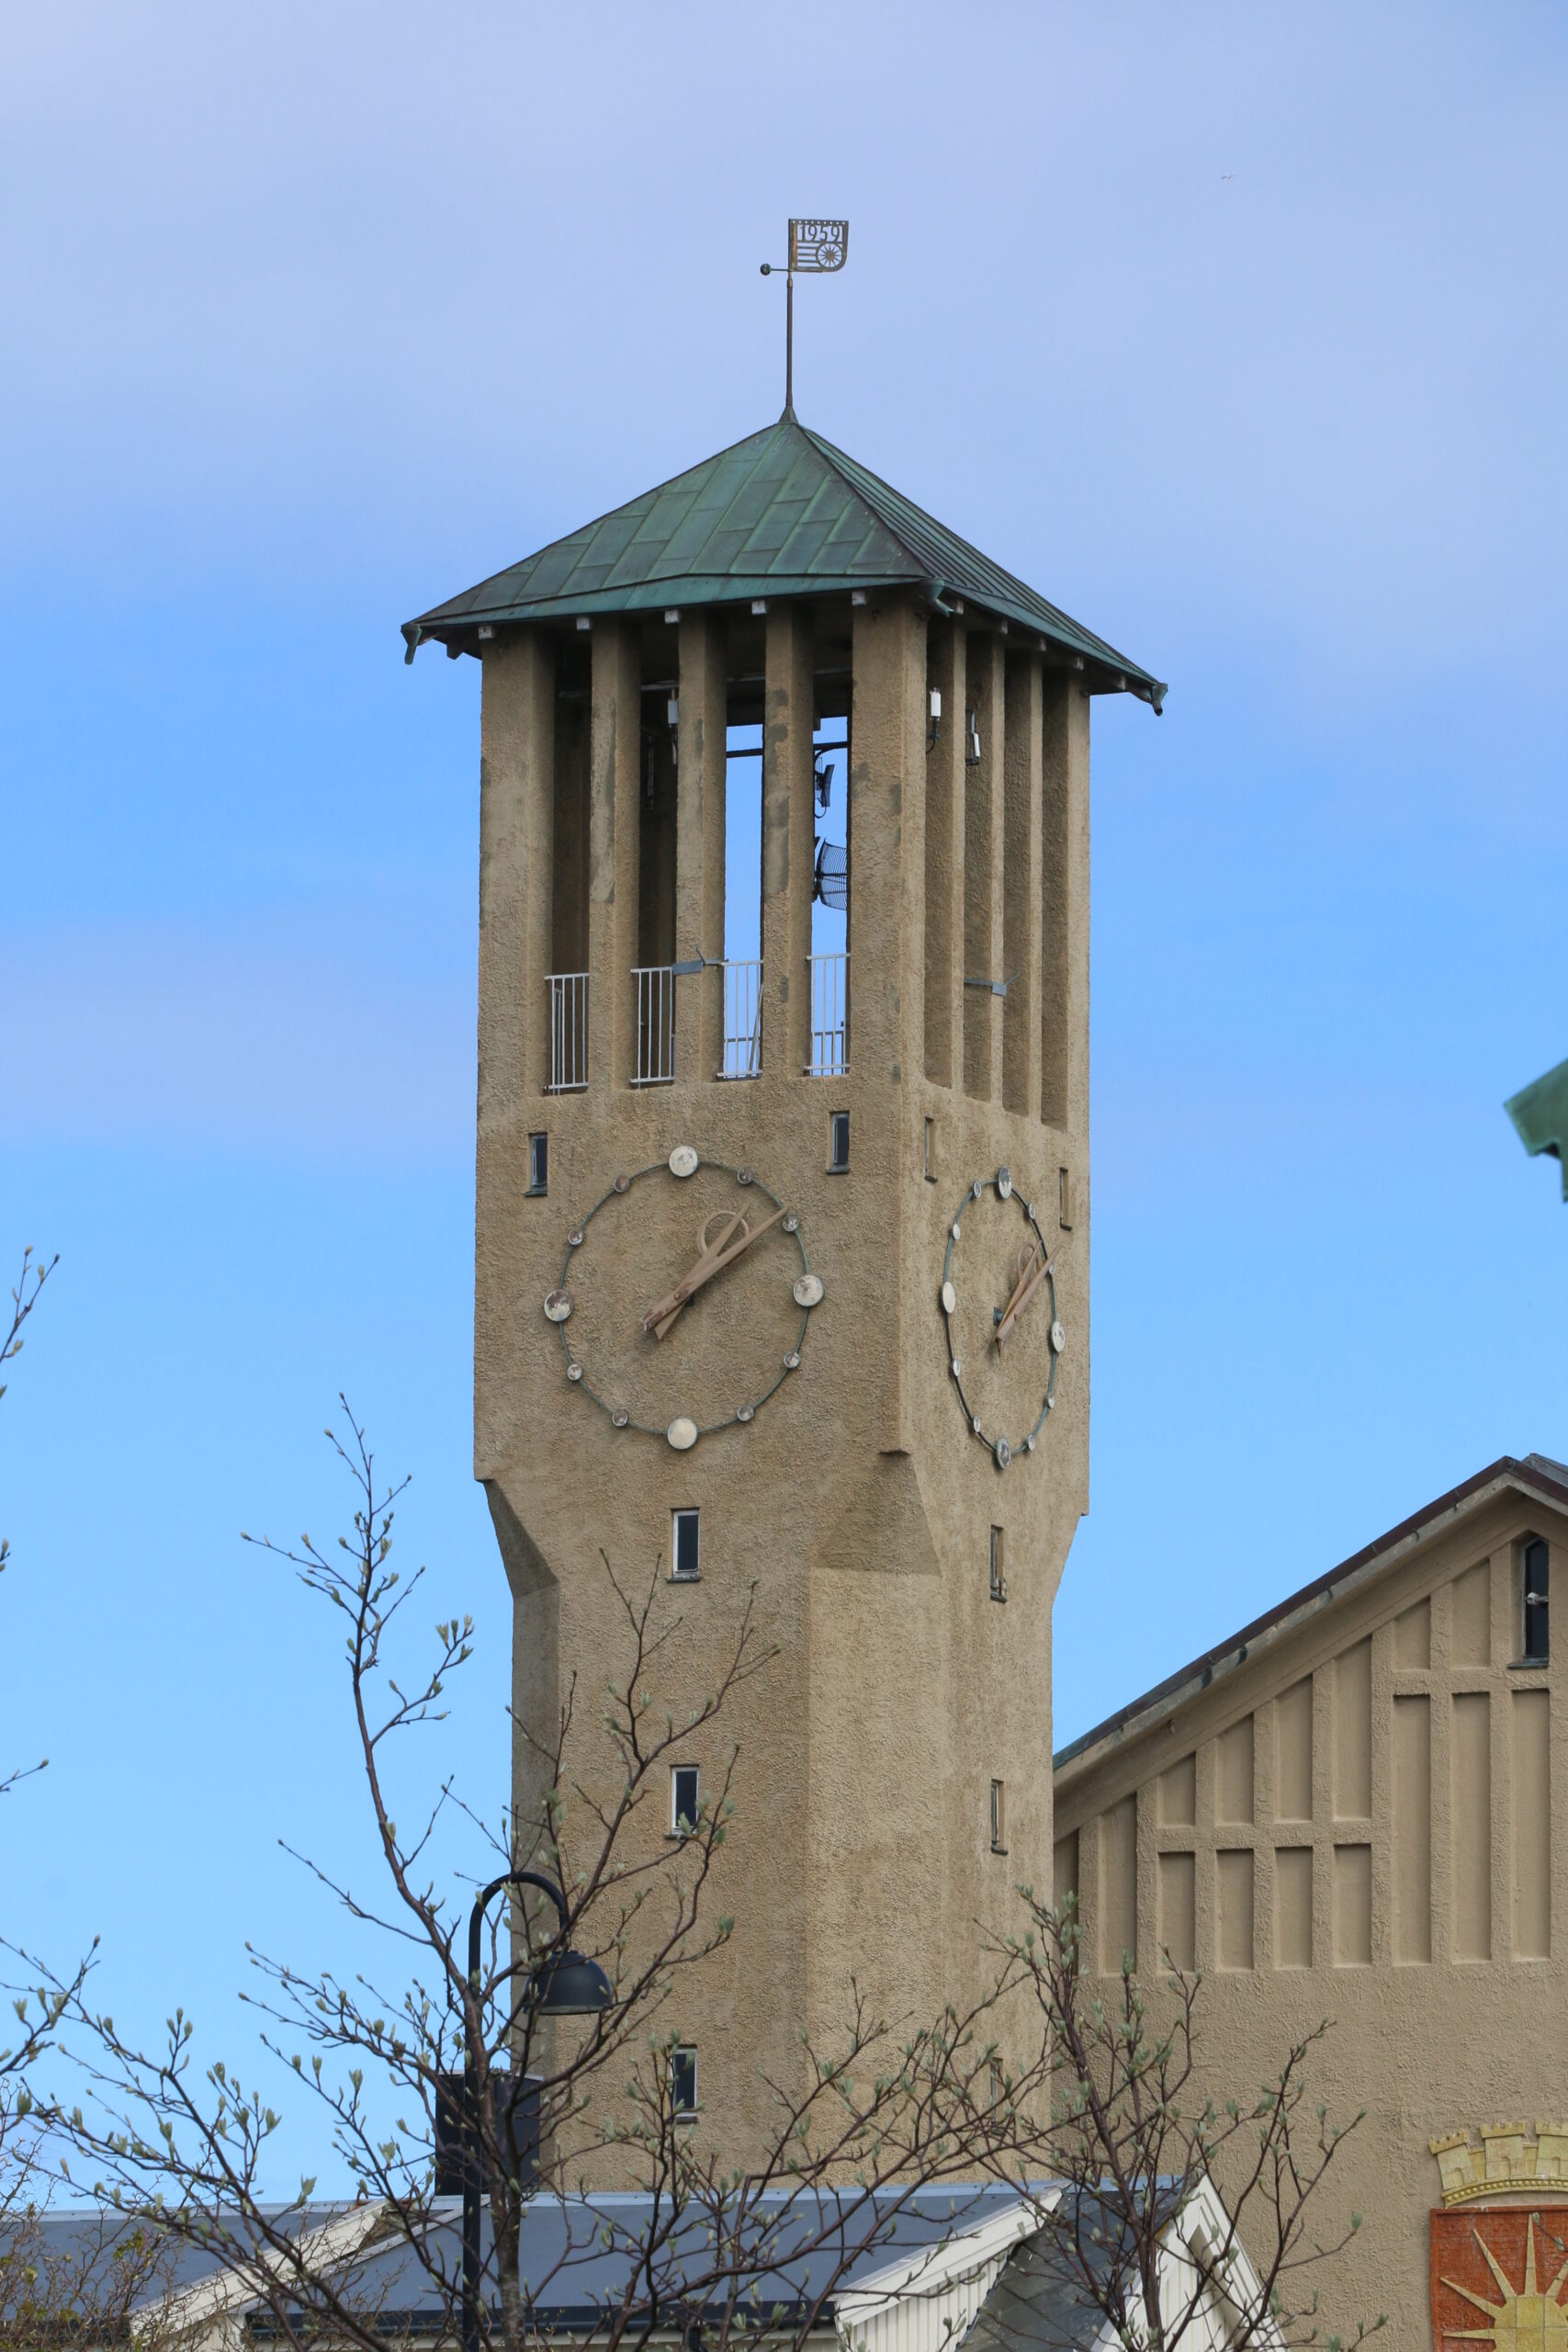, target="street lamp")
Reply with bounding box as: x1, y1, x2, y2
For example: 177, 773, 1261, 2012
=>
461, 1869, 612, 2352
